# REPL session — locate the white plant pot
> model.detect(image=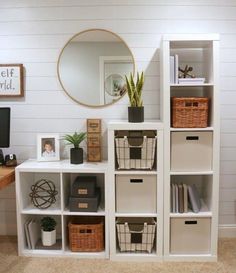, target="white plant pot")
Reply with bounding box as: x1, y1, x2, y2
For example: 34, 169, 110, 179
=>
41, 229, 56, 246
